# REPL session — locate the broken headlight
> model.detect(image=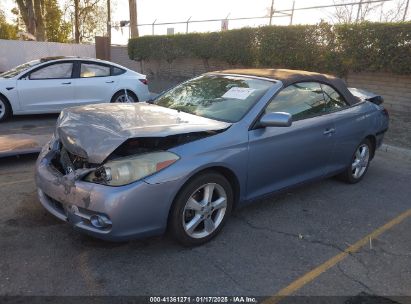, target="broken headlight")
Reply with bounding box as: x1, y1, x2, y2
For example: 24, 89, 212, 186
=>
84, 151, 179, 186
